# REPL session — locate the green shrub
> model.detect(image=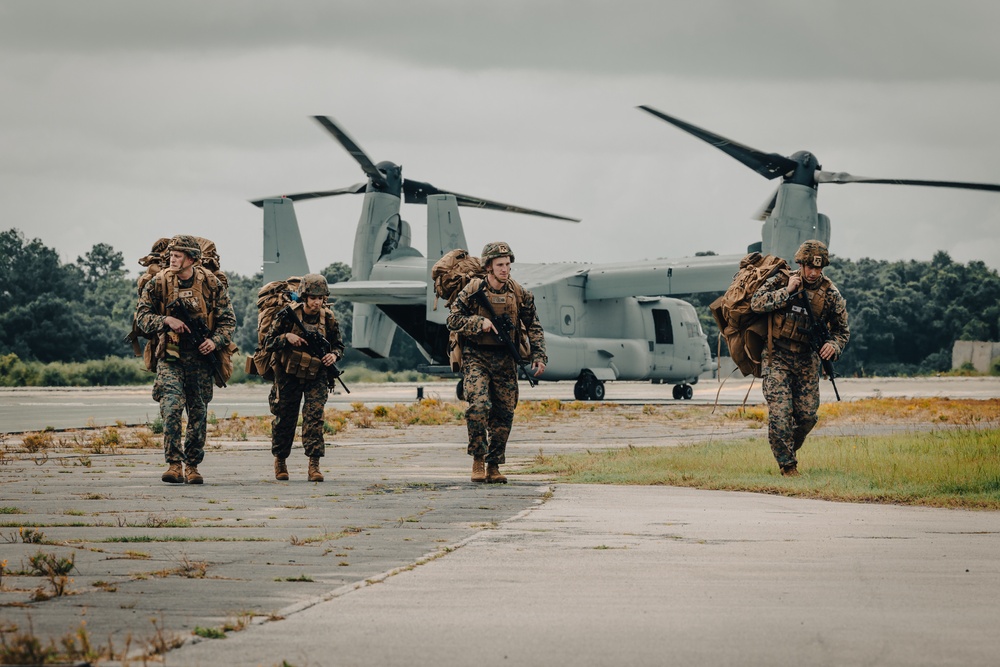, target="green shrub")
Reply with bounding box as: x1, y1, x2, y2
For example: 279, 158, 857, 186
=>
0, 354, 148, 387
